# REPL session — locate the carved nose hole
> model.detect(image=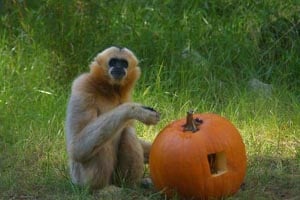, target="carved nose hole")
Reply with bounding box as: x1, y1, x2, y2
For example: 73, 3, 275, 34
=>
207, 151, 227, 176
